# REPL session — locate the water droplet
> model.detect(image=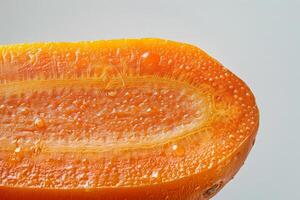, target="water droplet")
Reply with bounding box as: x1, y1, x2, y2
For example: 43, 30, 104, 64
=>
66, 165, 73, 170
14, 146, 21, 153
12, 139, 18, 145
151, 171, 159, 178
107, 91, 117, 97
146, 108, 152, 112
141, 52, 149, 58
207, 162, 213, 169
142, 174, 148, 179
0, 104, 6, 112
195, 165, 202, 173
64, 105, 77, 115
172, 144, 185, 157
34, 117, 46, 129
79, 181, 90, 189
18, 107, 30, 115
172, 144, 178, 151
